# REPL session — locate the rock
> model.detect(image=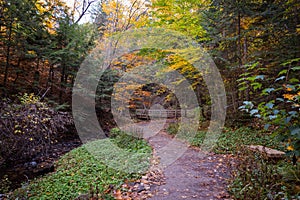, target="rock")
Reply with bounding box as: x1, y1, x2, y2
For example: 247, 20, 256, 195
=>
137, 184, 145, 193
142, 175, 148, 179
144, 184, 151, 190
74, 194, 89, 200
24, 161, 37, 169
33, 162, 54, 175
246, 145, 285, 158
29, 161, 37, 168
